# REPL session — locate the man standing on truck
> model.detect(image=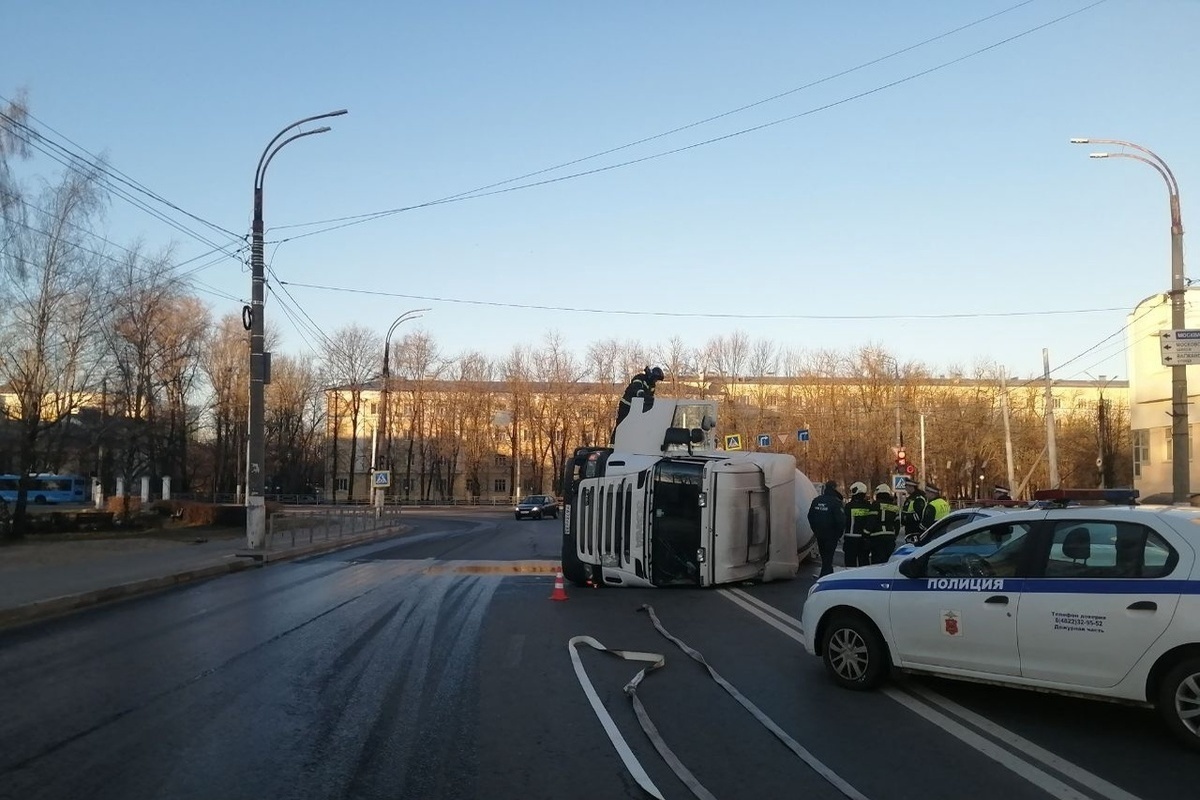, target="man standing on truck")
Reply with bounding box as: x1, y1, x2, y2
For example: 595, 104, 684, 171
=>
615, 366, 664, 427
808, 480, 846, 577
